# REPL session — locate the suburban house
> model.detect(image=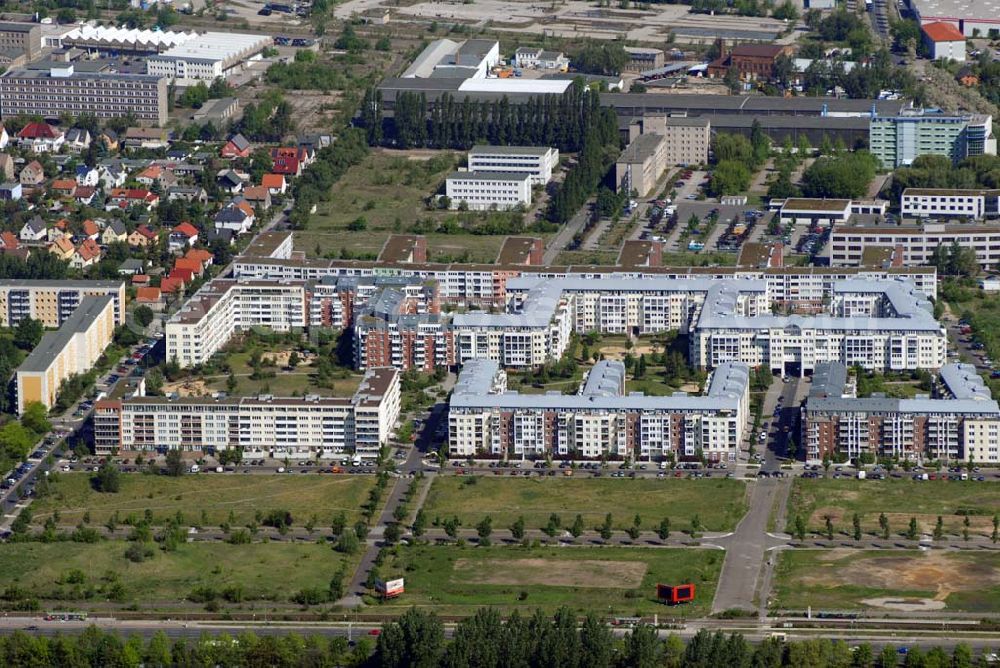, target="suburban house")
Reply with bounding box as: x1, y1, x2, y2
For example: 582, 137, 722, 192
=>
123, 127, 170, 150
108, 188, 160, 211
19, 217, 46, 242
71, 238, 101, 269
102, 220, 127, 245
166, 186, 208, 203
64, 128, 91, 151
169, 222, 199, 251
135, 286, 163, 308
19, 160, 44, 186
261, 173, 287, 195
98, 164, 127, 189
74, 186, 97, 206
98, 129, 119, 152
221, 133, 251, 159
213, 201, 255, 235
0, 231, 19, 252
50, 179, 77, 198
241, 186, 272, 210
217, 169, 245, 194
185, 248, 214, 269
48, 235, 75, 260
75, 165, 99, 187
118, 258, 147, 276
0, 182, 22, 201
17, 122, 64, 153
128, 225, 158, 248
173, 257, 204, 277
81, 219, 100, 241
